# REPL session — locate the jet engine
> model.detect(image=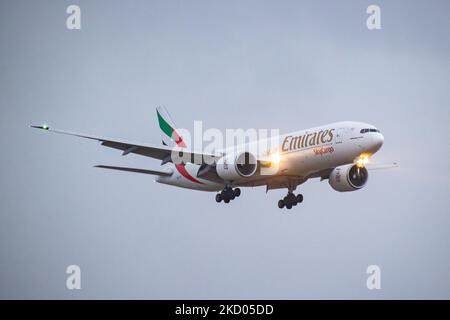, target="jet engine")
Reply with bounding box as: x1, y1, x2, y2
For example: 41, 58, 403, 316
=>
328, 164, 368, 192
216, 151, 258, 181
